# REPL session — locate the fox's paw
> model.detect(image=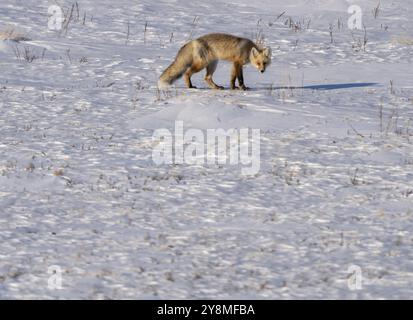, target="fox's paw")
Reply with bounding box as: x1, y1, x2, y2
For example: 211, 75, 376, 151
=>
214, 85, 225, 90
231, 85, 249, 91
